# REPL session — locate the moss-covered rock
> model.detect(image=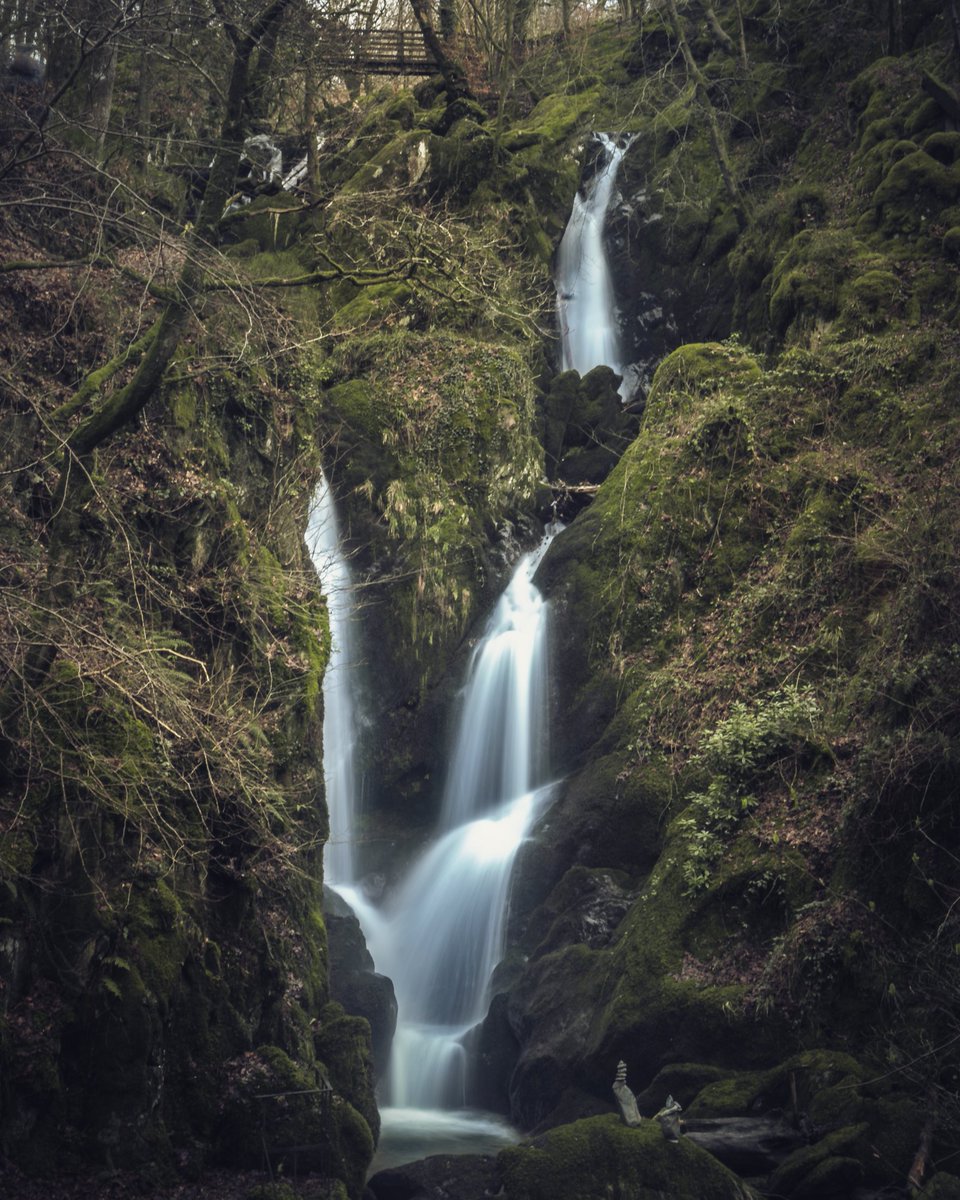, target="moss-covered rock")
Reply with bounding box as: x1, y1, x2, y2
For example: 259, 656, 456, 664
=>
767, 1124, 868, 1199
498, 1115, 758, 1199
921, 1175, 960, 1199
